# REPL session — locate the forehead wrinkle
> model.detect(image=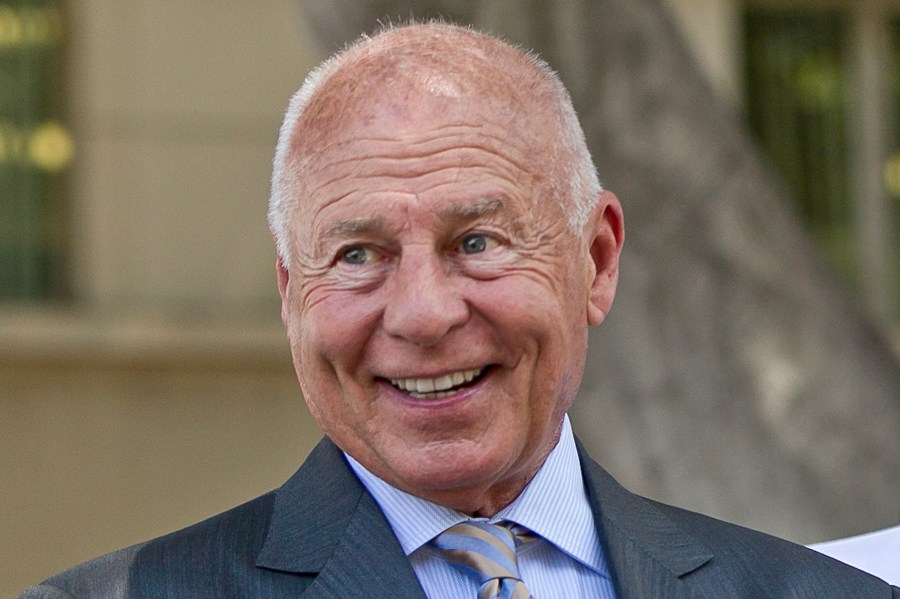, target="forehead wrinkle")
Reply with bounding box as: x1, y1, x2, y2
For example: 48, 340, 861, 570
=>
309, 126, 529, 166
322, 197, 501, 237
309, 143, 536, 190
299, 103, 543, 176
331, 124, 483, 148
